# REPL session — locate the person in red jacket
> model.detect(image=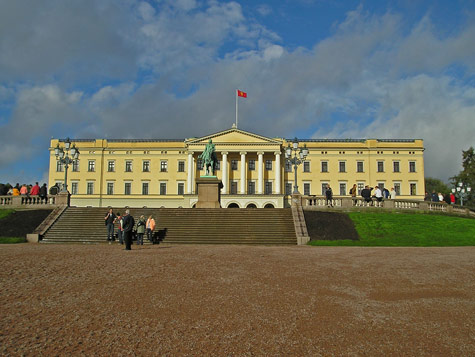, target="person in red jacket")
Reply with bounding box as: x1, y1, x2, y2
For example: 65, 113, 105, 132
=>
30, 182, 40, 196
450, 192, 456, 205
